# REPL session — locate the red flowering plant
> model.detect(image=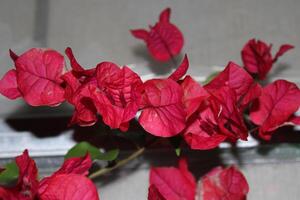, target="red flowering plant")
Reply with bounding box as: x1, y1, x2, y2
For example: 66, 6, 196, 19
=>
131, 8, 184, 62
148, 159, 249, 200
0, 7, 299, 200
0, 150, 99, 200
